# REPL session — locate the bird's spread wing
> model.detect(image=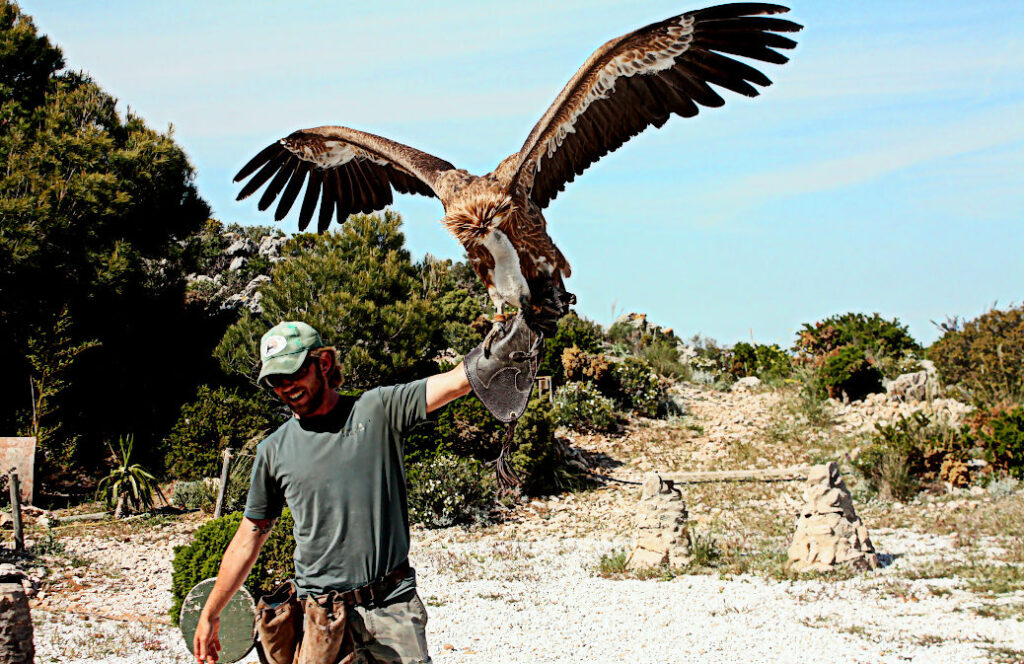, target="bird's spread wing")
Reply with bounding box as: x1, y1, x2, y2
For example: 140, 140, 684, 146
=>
234, 126, 456, 231
508, 3, 801, 209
